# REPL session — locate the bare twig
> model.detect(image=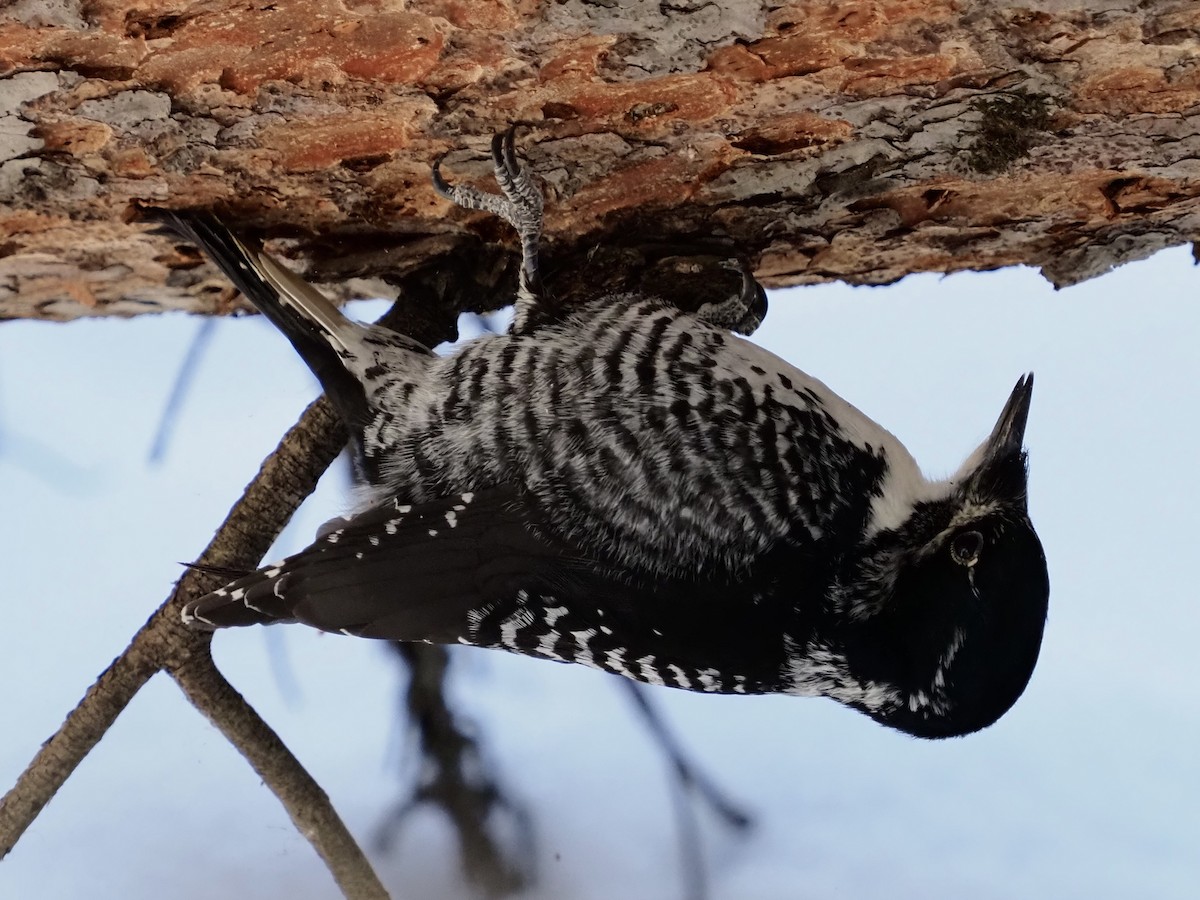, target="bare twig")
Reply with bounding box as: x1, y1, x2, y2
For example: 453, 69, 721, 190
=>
622, 681, 752, 830
173, 653, 390, 900
2, 256, 488, 892
377, 643, 534, 896
667, 767, 708, 900
0, 396, 390, 896
148, 316, 218, 463
621, 680, 753, 900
